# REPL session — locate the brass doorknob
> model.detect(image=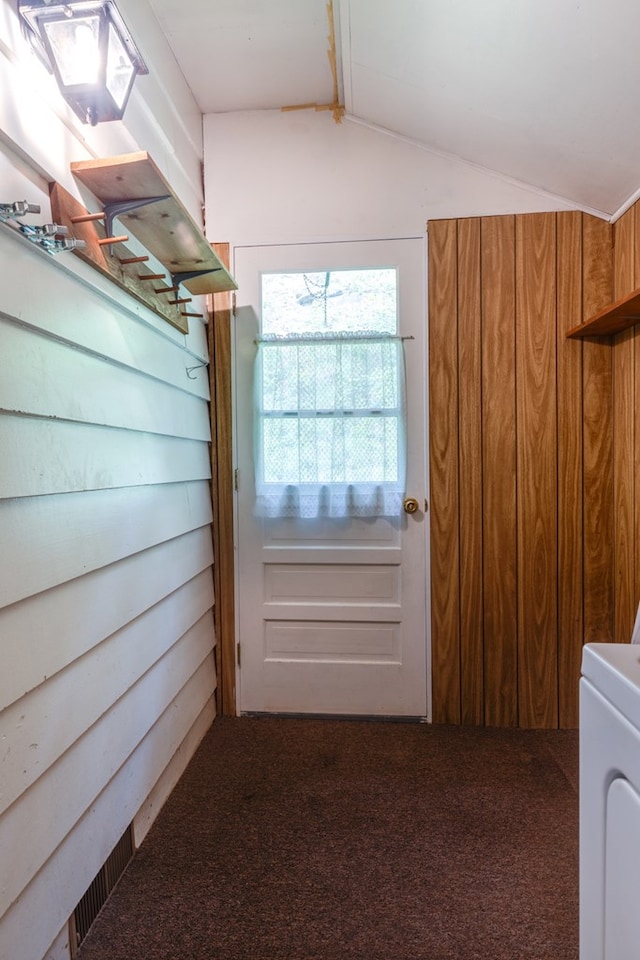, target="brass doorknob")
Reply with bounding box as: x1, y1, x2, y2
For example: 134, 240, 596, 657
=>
403, 497, 420, 514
